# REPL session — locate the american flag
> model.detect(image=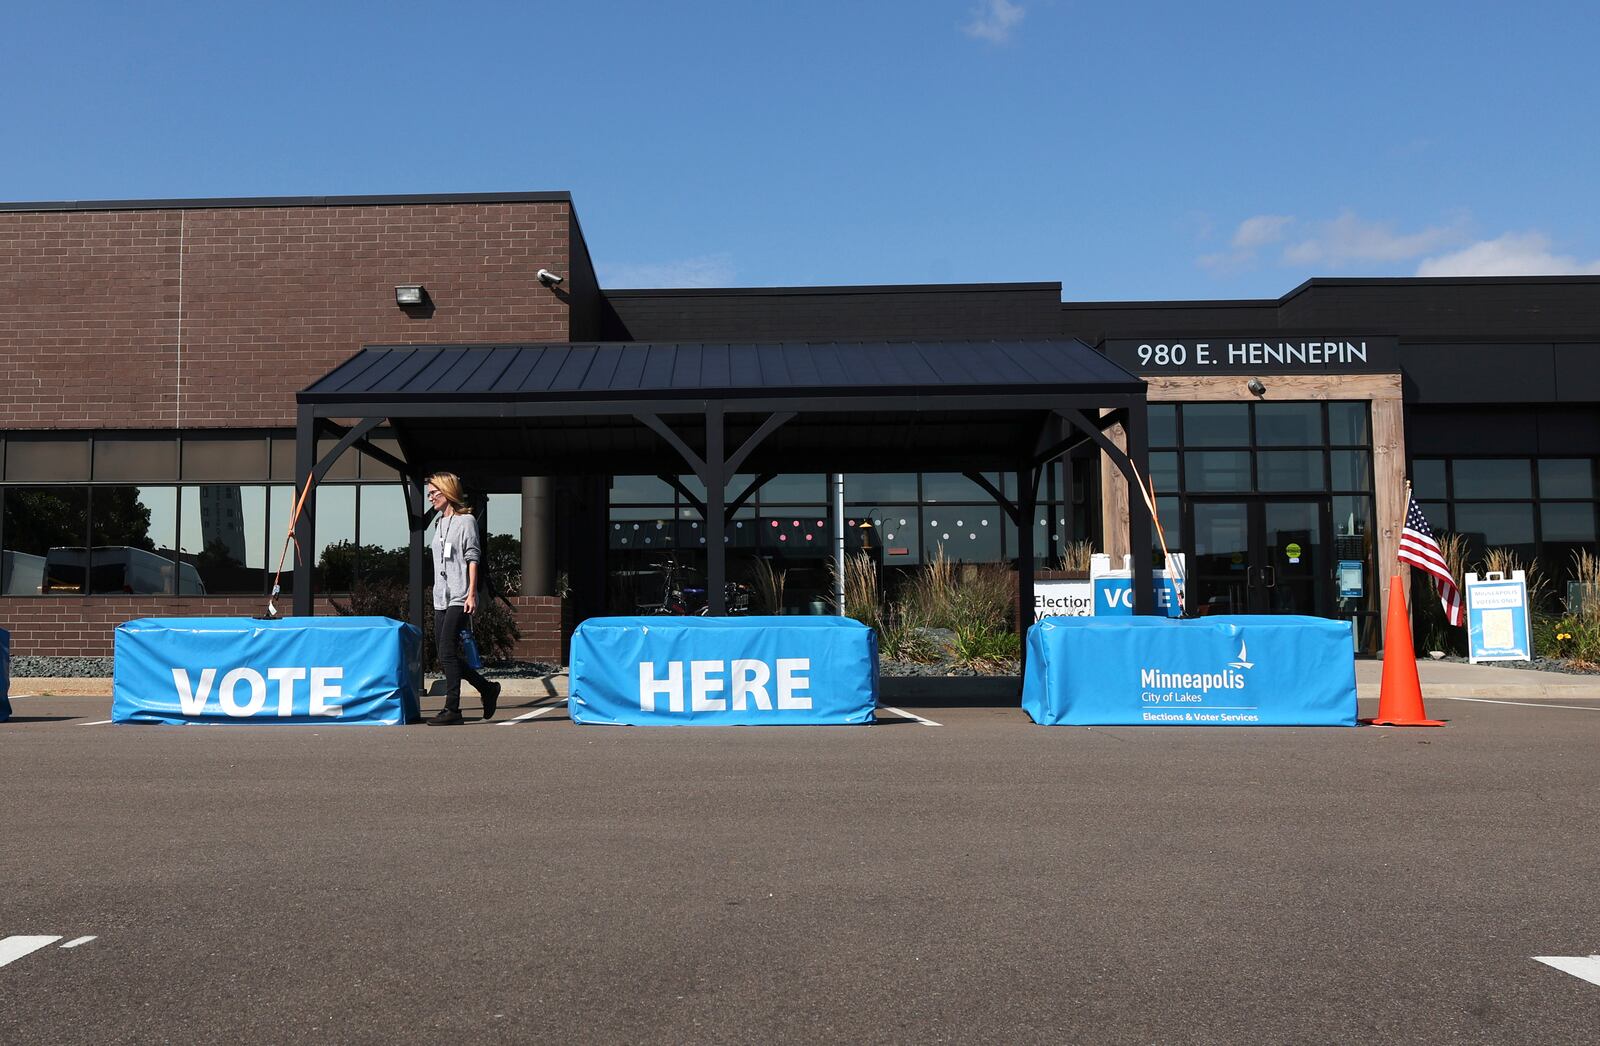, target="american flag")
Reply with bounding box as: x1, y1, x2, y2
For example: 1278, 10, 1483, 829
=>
1399, 491, 1463, 626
